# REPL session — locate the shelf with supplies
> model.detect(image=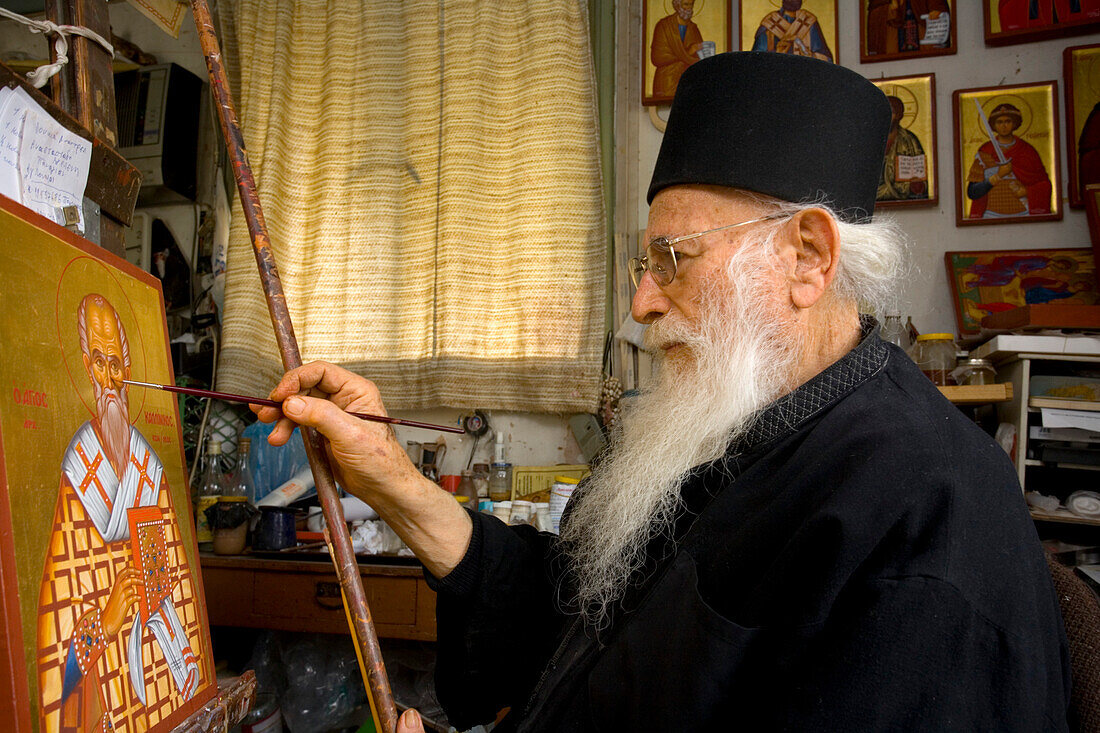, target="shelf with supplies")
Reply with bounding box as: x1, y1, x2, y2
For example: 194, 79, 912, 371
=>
938, 383, 1013, 404
987, 347, 1100, 496
1029, 509, 1100, 528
